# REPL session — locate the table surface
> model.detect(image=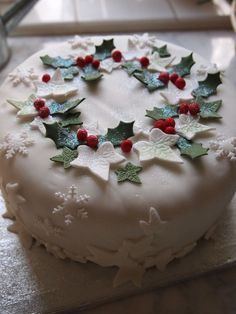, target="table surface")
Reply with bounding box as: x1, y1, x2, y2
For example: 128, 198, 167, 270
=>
0, 30, 236, 314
